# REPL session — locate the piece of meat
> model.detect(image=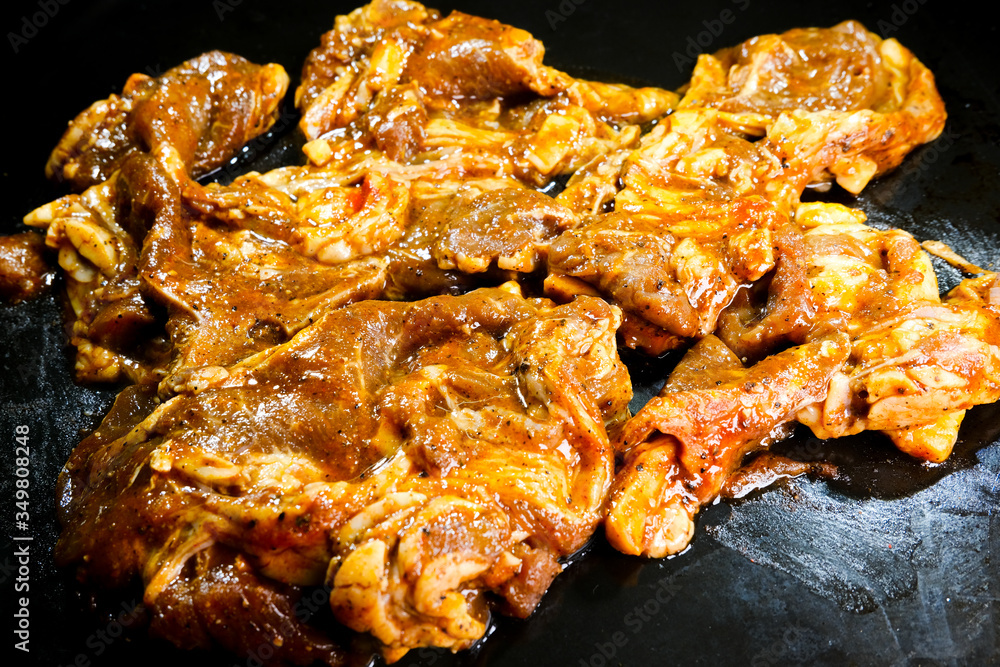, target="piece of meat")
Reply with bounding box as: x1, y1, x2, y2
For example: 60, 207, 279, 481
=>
544, 30, 945, 355
297, 1, 567, 139
196, 169, 411, 265
716, 203, 911, 366
296, 0, 439, 119
296, 0, 667, 196
248, 152, 576, 283
761, 92, 946, 198
28, 49, 293, 383
547, 196, 781, 345
148, 546, 345, 666
46, 51, 289, 190
299, 1, 676, 142
556, 144, 633, 217
681, 21, 888, 118
719, 452, 837, 500
258, 157, 580, 301
714, 202, 1000, 463
403, 10, 565, 102
385, 188, 523, 298
24, 155, 177, 383
618, 109, 787, 207
0, 232, 52, 304
301, 81, 645, 188
714, 221, 822, 363
27, 147, 392, 389
795, 264, 1000, 462
257, 165, 540, 299
564, 79, 679, 125
546, 108, 808, 353
56, 286, 630, 661
606, 333, 849, 557
431, 186, 578, 274
680, 21, 946, 195
145, 178, 388, 394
